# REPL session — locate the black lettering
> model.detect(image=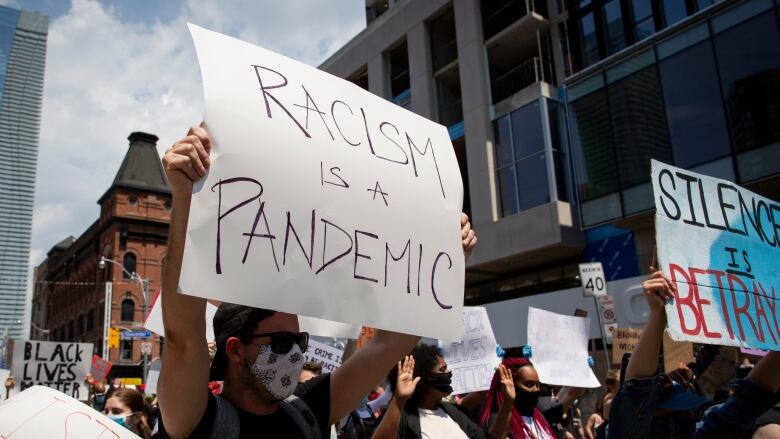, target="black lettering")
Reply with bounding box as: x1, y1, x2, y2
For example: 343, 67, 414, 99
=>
354, 230, 379, 283
697, 176, 725, 230
283, 210, 316, 268
658, 168, 680, 220
385, 240, 411, 293
251, 65, 310, 138
366, 181, 389, 206
407, 133, 446, 198
293, 85, 335, 140
417, 244, 423, 296
51, 344, 64, 362
756, 200, 778, 247
360, 107, 376, 155
431, 252, 453, 309
212, 177, 264, 274
331, 100, 361, 146
742, 250, 751, 274
242, 201, 280, 272
717, 183, 745, 235
377, 121, 409, 164
738, 193, 762, 243
316, 219, 354, 274
772, 203, 780, 248
24, 341, 31, 361
66, 363, 77, 381
675, 172, 705, 227
725, 247, 739, 268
